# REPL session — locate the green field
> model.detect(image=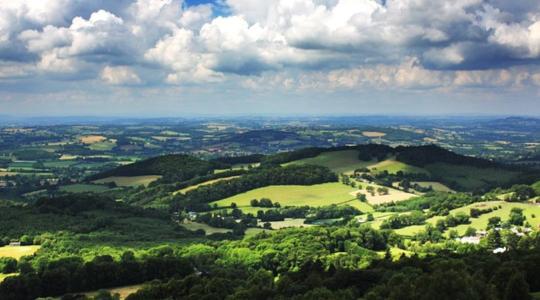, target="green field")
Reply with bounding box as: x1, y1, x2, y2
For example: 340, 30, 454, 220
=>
174, 176, 240, 194
82, 284, 144, 299
88, 141, 117, 151
0, 245, 40, 259
285, 150, 375, 174
43, 160, 77, 168
393, 201, 540, 236
94, 175, 162, 187
211, 182, 371, 213
180, 221, 231, 235
60, 184, 111, 193
413, 181, 454, 193
369, 159, 429, 175
424, 163, 520, 190
0, 273, 17, 283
